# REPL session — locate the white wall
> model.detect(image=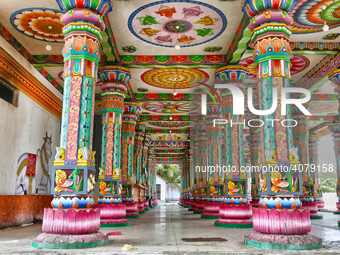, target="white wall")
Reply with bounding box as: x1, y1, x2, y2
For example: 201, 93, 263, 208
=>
156, 175, 166, 201
0, 92, 60, 195
166, 183, 180, 201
